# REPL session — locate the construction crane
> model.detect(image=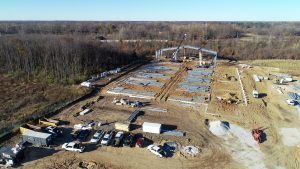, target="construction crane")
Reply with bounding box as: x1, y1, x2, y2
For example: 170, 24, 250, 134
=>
170, 34, 187, 62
